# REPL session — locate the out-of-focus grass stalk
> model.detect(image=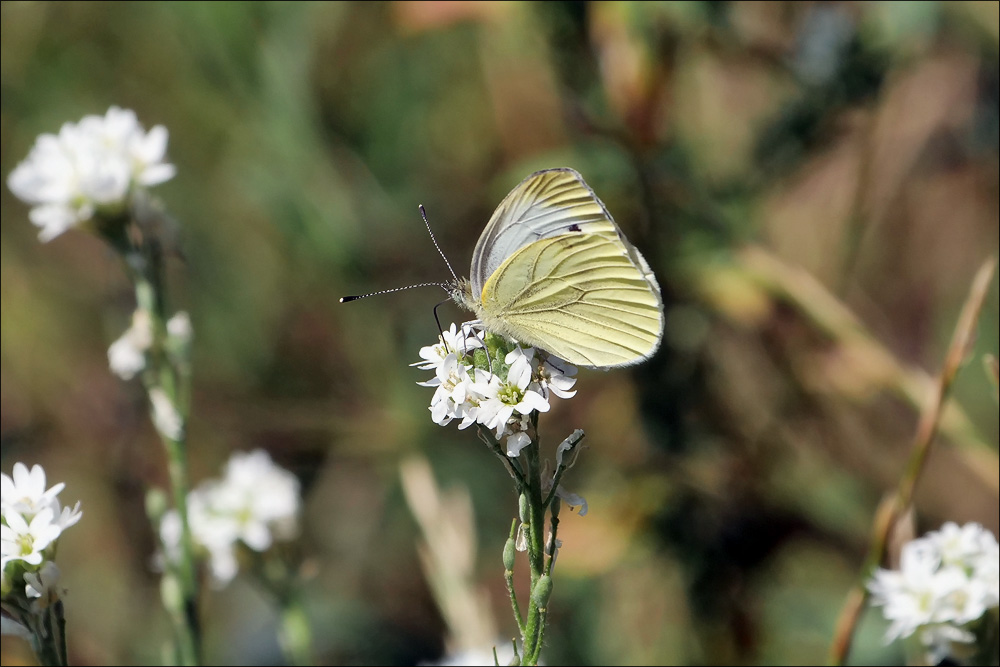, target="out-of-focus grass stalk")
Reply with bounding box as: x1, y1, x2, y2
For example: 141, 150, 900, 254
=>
107, 221, 201, 666
827, 257, 996, 666
730, 246, 998, 492
400, 457, 499, 661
